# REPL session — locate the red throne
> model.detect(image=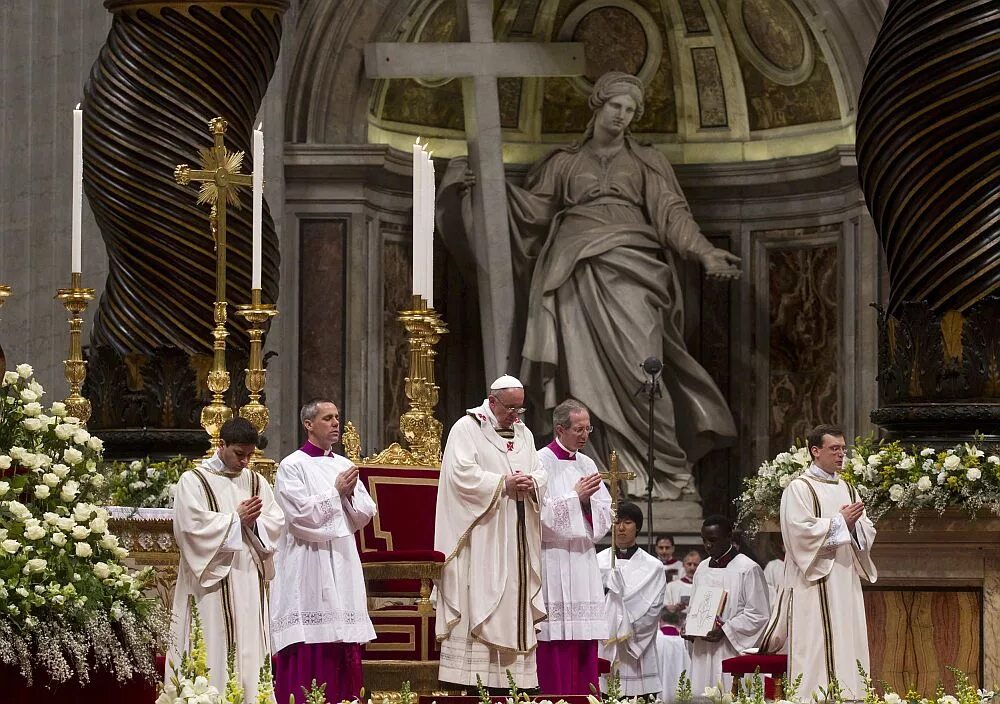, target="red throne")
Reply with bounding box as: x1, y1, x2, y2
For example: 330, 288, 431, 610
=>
352, 457, 445, 692
722, 654, 788, 699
